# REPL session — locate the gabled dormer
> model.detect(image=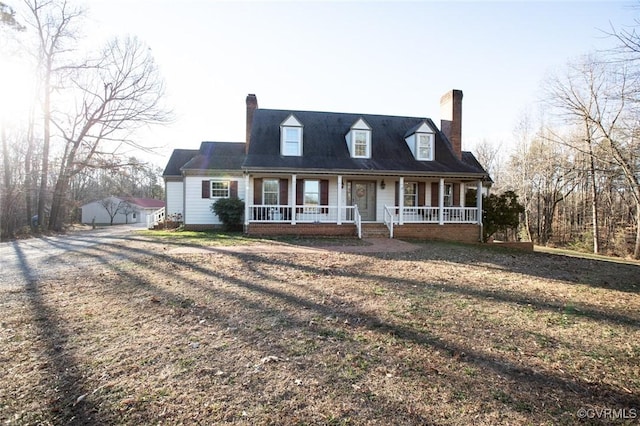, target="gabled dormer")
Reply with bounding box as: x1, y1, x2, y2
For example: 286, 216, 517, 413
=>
345, 118, 371, 159
280, 114, 303, 156
405, 121, 435, 161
